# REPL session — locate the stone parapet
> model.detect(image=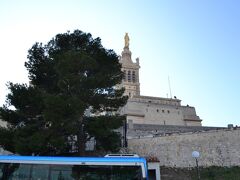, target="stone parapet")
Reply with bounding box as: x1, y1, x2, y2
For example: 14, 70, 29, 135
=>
130, 96, 181, 106
128, 124, 224, 135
